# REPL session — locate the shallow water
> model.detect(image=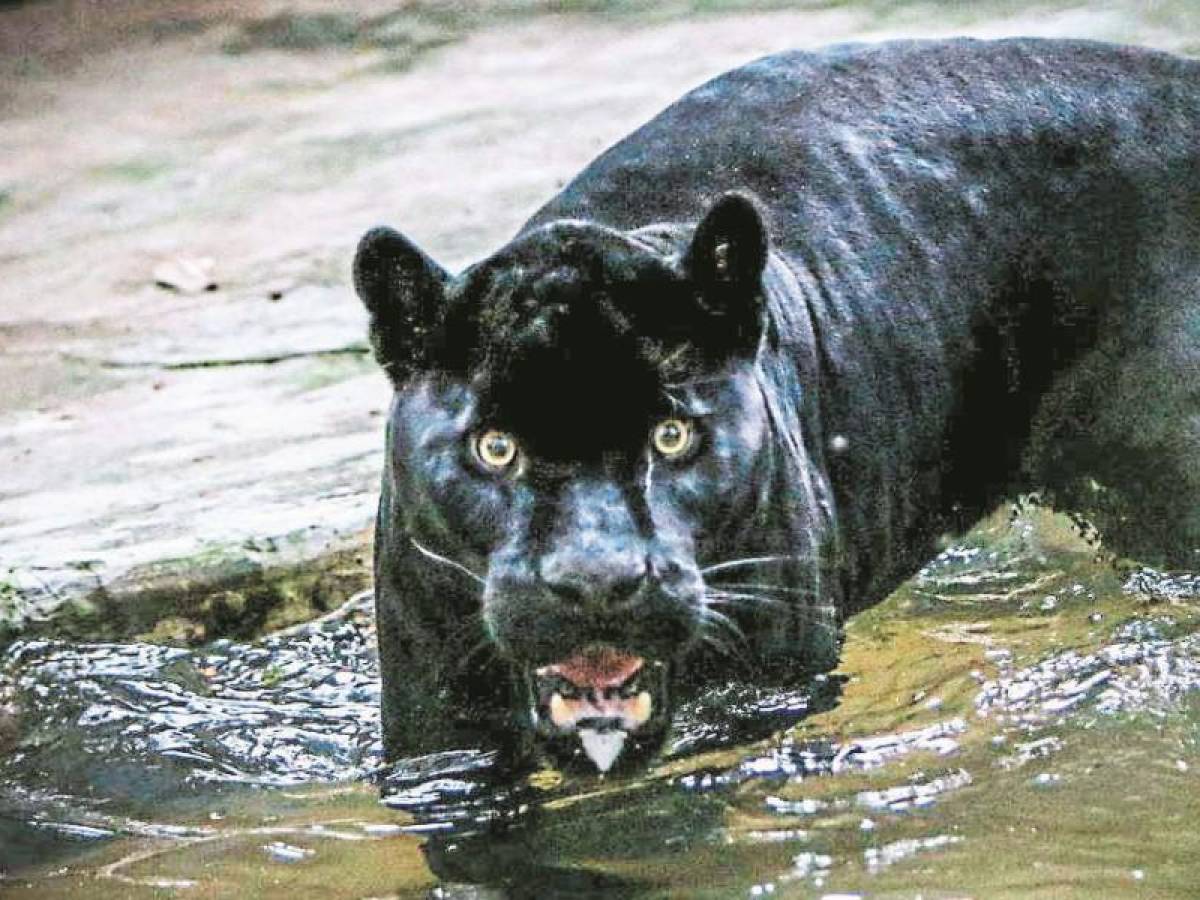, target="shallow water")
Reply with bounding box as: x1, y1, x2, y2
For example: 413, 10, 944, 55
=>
2, 512, 1198, 898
